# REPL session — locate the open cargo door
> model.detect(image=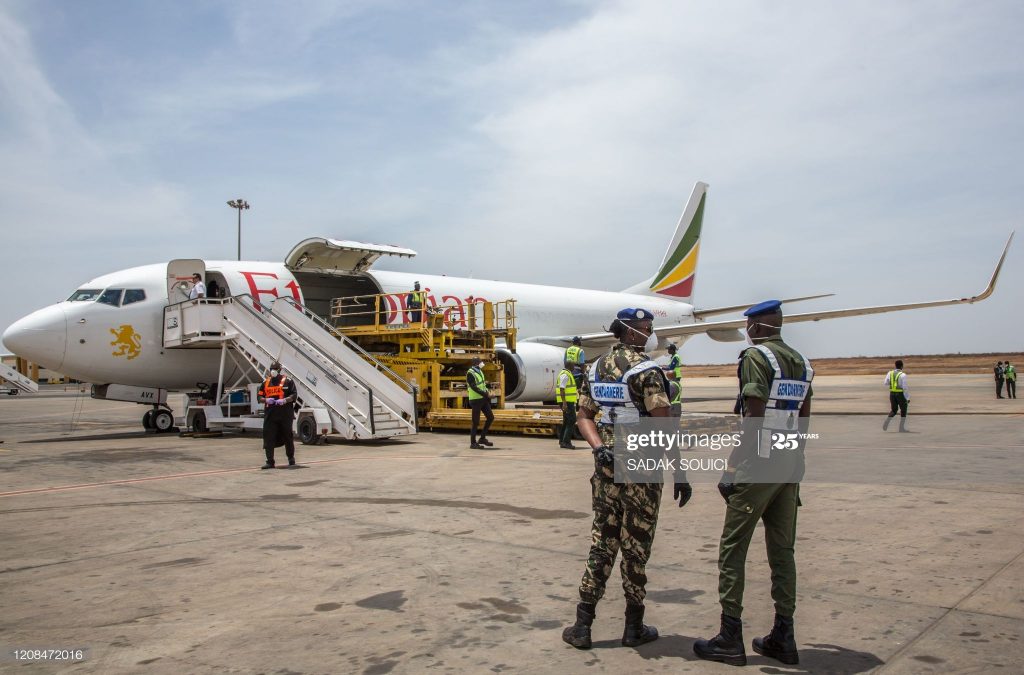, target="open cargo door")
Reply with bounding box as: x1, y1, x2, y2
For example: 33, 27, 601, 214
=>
285, 239, 416, 275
